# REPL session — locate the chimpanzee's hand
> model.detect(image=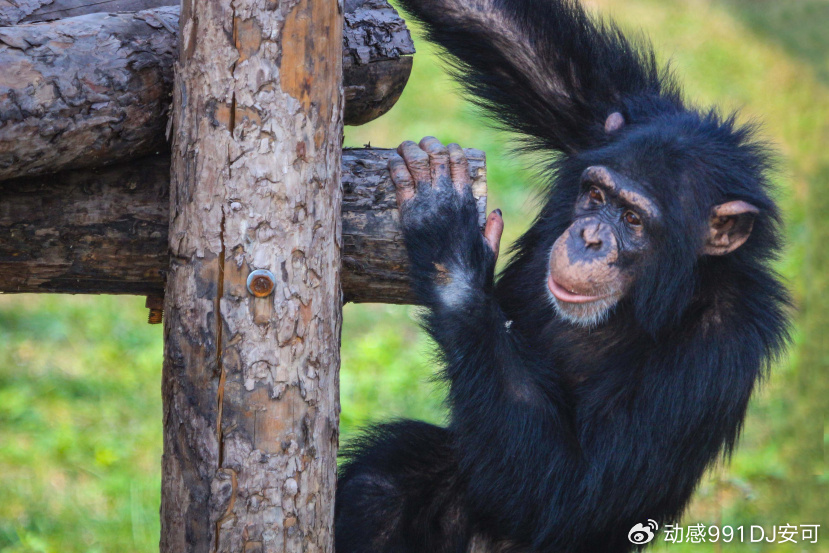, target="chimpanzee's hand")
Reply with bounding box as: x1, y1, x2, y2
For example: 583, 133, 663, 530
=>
389, 137, 503, 307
